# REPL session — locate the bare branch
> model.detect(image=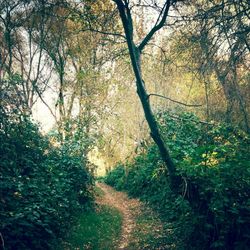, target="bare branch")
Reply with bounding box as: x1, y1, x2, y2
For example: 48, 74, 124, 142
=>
80, 28, 126, 39
138, 0, 171, 52
148, 93, 202, 107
